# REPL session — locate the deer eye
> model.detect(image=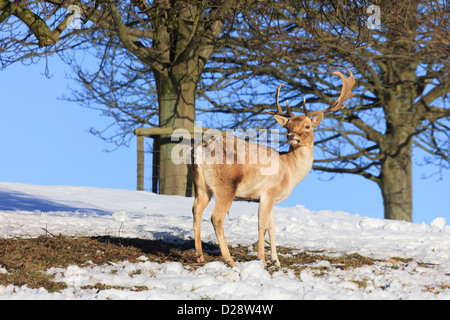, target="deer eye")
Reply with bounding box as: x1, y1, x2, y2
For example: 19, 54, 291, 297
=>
305, 125, 311, 129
